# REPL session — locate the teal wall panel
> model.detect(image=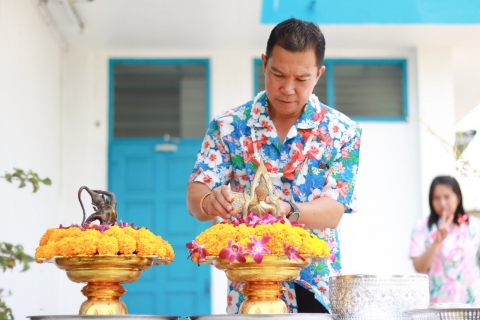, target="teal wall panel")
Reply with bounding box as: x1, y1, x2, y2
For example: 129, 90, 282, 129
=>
262, 0, 480, 24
